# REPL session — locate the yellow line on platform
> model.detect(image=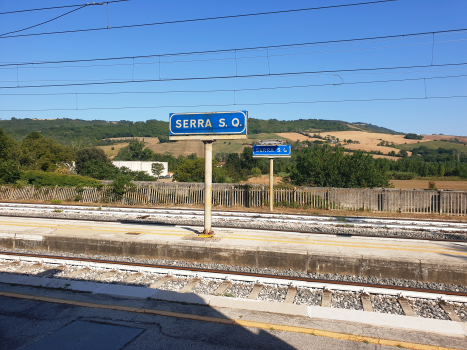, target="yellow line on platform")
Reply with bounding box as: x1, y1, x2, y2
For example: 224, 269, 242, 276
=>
230, 233, 463, 249
0, 291, 460, 350
1, 220, 465, 255
225, 236, 467, 256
